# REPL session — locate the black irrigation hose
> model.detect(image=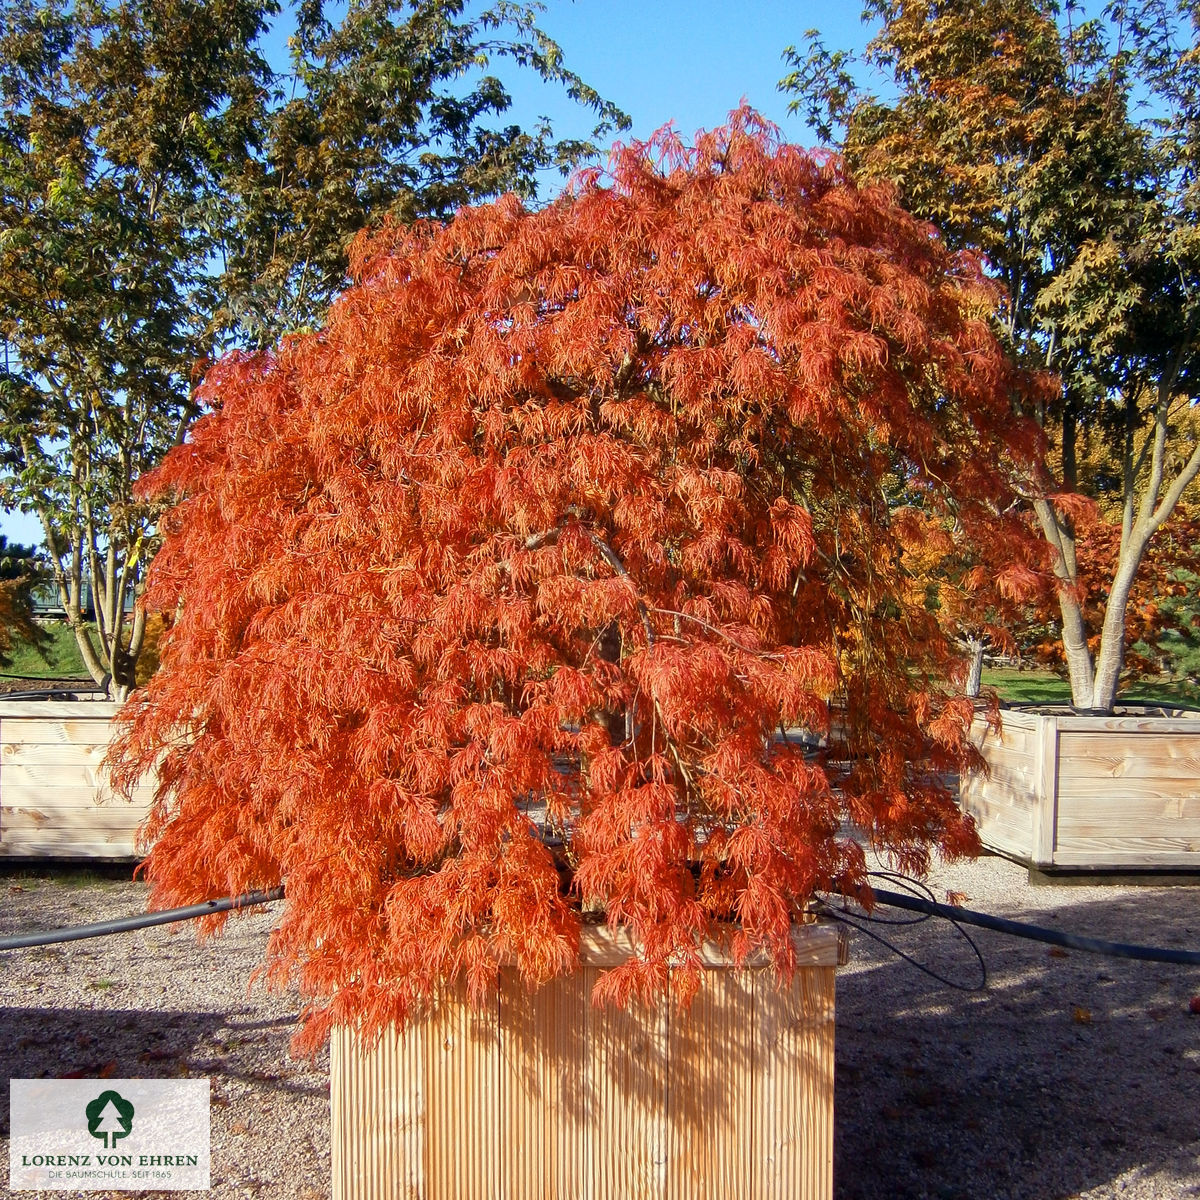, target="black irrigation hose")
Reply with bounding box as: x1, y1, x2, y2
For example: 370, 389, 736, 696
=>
0, 673, 94, 681
869, 885, 1200, 966
816, 871, 989, 991
3, 877, 1200, 972
0, 886, 284, 951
